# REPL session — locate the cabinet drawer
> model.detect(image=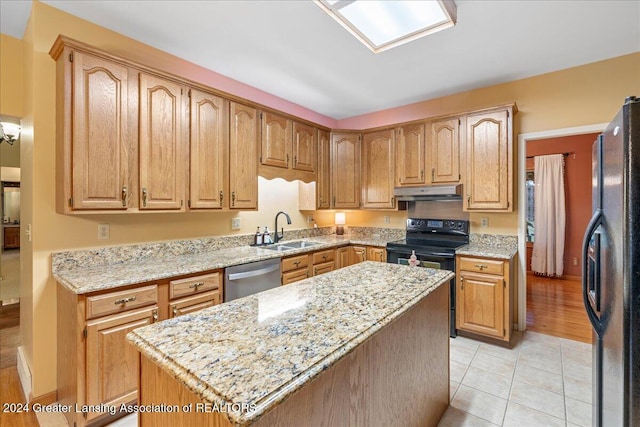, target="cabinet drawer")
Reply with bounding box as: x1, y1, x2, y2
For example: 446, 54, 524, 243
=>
282, 254, 309, 272
86, 285, 158, 320
282, 268, 309, 285
312, 249, 334, 265
170, 290, 221, 318
459, 257, 504, 275
312, 261, 334, 276
169, 272, 221, 300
